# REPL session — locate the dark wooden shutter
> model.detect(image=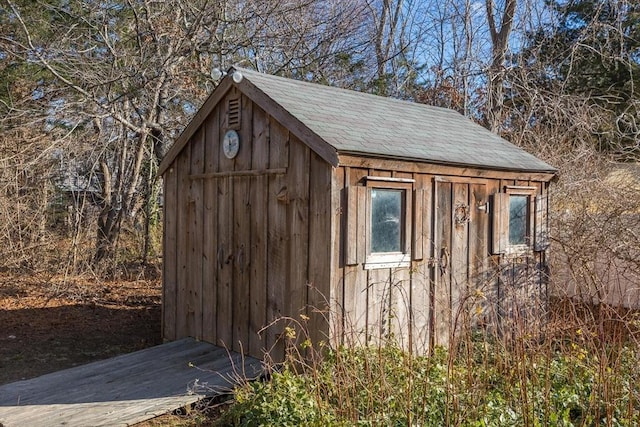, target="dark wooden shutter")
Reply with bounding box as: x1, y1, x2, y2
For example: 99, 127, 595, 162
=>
346, 186, 367, 265
412, 188, 425, 260
491, 192, 509, 254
